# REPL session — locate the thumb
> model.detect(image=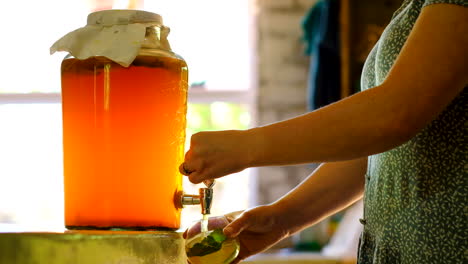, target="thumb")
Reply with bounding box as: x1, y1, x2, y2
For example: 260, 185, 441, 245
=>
223, 212, 251, 238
